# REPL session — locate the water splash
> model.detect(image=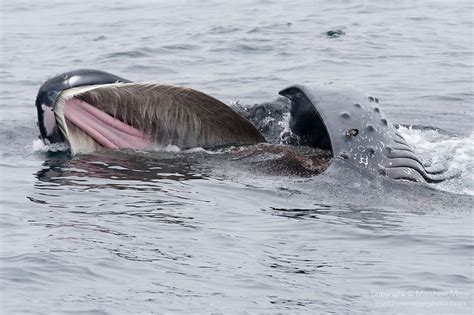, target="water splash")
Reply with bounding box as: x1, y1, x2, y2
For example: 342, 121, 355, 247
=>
399, 126, 474, 196
32, 139, 69, 152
